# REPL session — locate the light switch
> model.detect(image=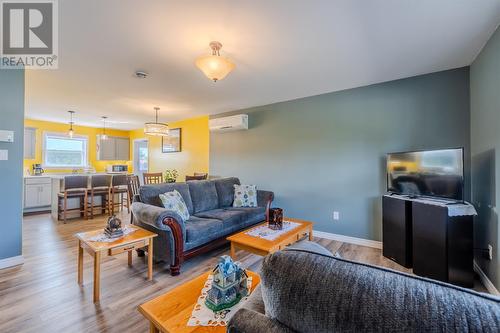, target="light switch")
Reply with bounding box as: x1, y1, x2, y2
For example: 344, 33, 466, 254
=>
0, 130, 14, 143
0, 149, 8, 160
